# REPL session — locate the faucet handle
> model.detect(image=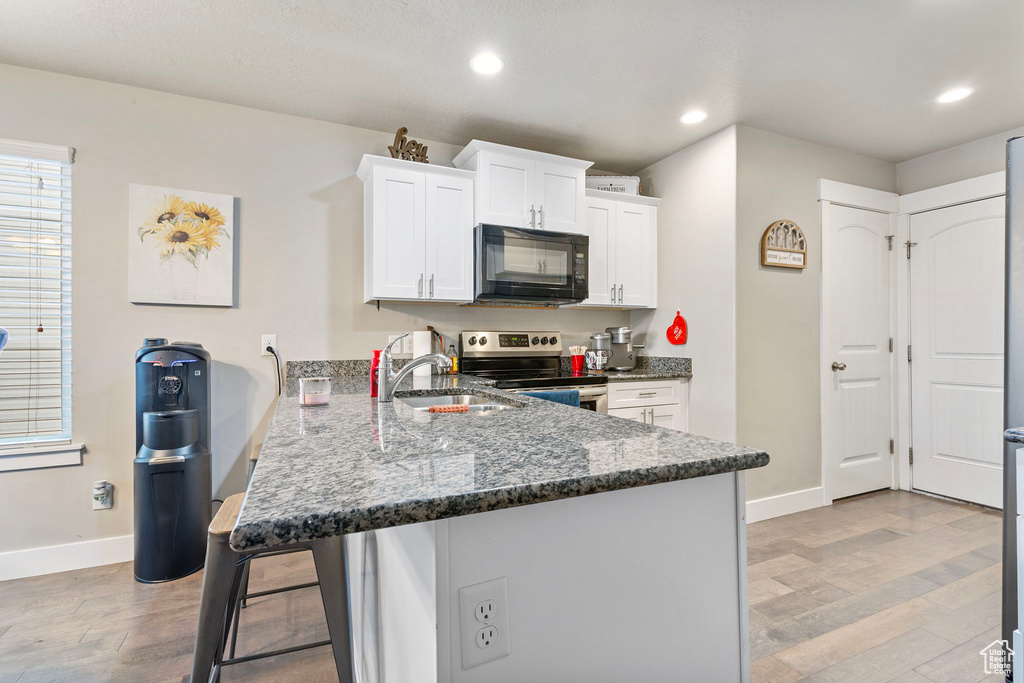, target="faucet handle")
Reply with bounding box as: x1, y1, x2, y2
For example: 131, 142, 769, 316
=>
383, 333, 409, 358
